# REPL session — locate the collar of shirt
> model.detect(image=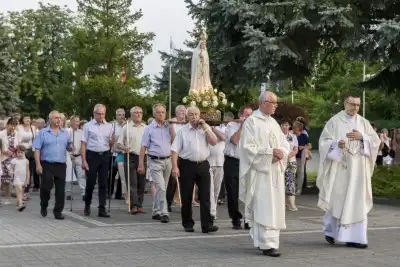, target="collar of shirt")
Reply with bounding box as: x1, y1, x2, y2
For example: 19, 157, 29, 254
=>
128, 121, 146, 128
188, 124, 201, 131
151, 120, 168, 128
45, 126, 65, 134
91, 119, 106, 125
